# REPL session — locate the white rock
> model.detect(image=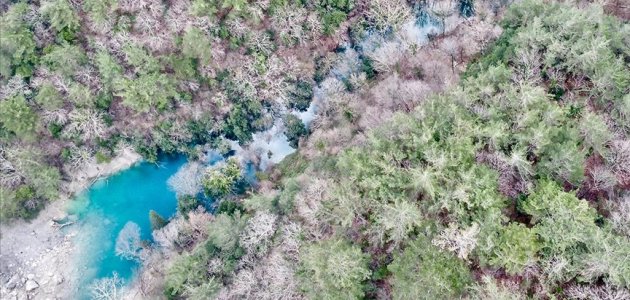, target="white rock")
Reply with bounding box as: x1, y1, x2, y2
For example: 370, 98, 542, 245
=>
53, 275, 63, 285
26, 274, 34, 280
5, 274, 20, 290
24, 280, 38, 292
